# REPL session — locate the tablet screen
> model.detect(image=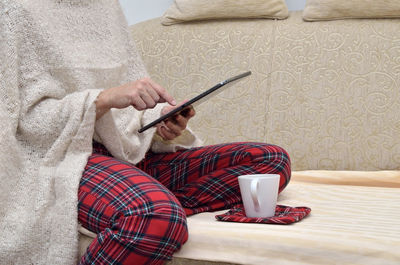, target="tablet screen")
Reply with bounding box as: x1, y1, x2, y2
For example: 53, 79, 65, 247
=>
138, 71, 251, 133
